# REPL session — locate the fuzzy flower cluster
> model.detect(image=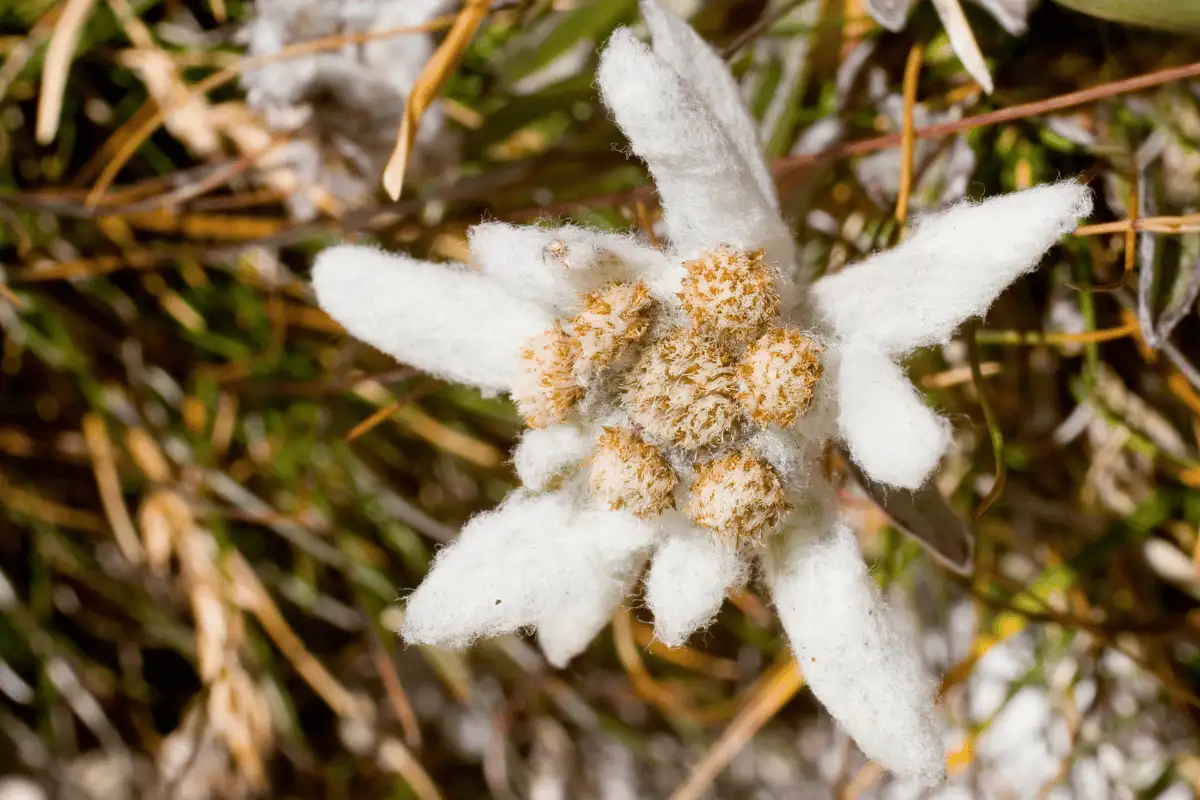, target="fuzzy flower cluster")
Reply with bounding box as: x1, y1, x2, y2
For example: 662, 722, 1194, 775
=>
312, 1, 1092, 785
239, 0, 456, 219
